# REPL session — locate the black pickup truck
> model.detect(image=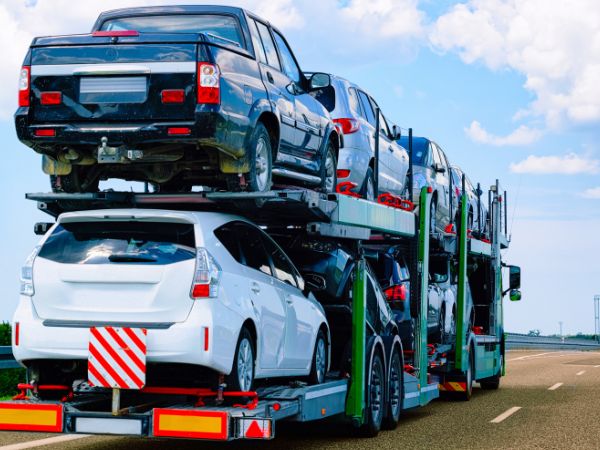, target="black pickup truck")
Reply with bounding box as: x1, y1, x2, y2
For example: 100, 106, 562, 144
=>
15, 5, 339, 193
